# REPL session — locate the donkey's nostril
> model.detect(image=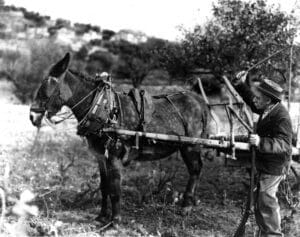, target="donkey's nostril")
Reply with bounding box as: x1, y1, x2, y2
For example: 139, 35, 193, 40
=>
30, 111, 43, 127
